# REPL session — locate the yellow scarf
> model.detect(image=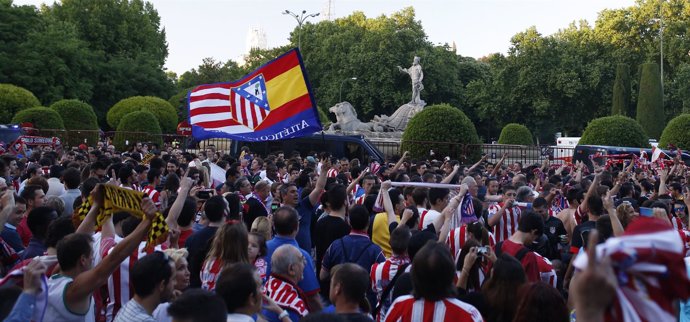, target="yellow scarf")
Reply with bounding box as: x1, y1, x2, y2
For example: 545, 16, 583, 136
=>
74, 185, 168, 248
